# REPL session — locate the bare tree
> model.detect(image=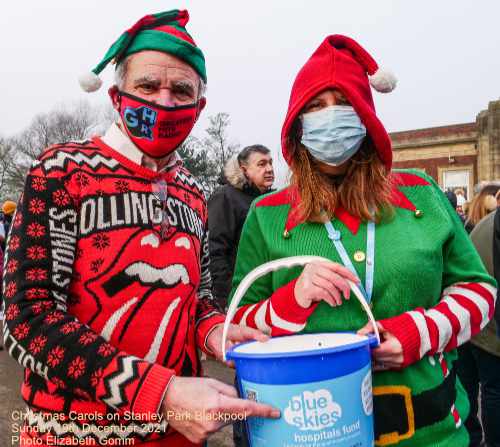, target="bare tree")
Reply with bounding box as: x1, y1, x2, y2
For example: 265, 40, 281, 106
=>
203, 113, 239, 174
1, 101, 112, 200
0, 137, 15, 200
